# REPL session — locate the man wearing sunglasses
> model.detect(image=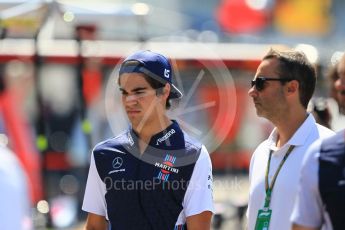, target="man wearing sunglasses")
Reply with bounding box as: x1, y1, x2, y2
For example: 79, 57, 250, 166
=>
246, 49, 334, 230
82, 50, 214, 230
291, 53, 345, 230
